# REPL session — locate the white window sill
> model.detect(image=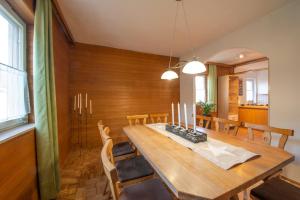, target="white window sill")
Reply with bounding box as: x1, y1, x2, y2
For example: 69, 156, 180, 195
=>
0, 123, 35, 144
